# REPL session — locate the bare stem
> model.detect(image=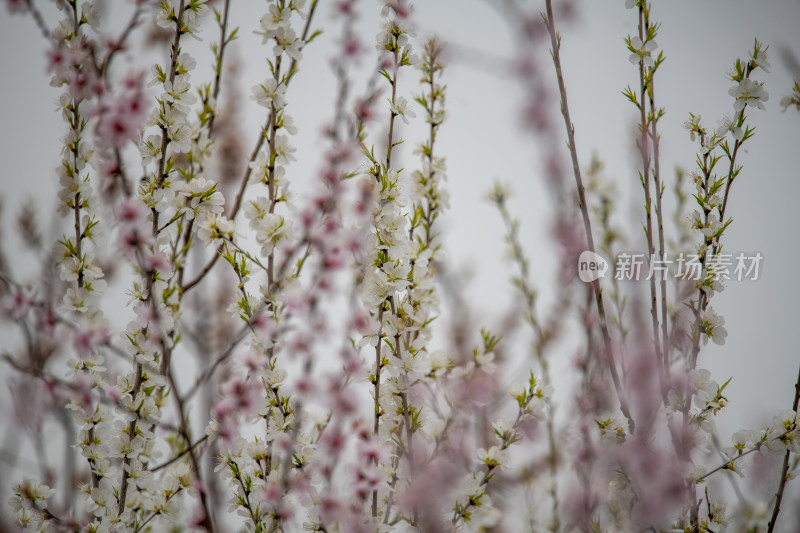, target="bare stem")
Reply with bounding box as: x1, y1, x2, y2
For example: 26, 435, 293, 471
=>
206, 0, 232, 137
766, 363, 800, 532
544, 0, 634, 432
634, 5, 665, 384
100, 5, 144, 75
166, 372, 216, 532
